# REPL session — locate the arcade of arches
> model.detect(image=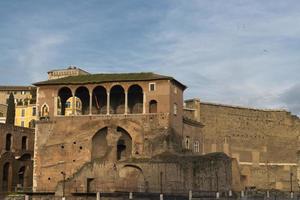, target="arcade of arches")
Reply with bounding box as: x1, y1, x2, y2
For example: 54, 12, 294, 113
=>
56, 85, 157, 116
